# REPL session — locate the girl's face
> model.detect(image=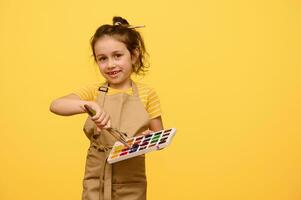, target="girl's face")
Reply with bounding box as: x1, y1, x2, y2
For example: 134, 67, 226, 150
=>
94, 36, 137, 90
